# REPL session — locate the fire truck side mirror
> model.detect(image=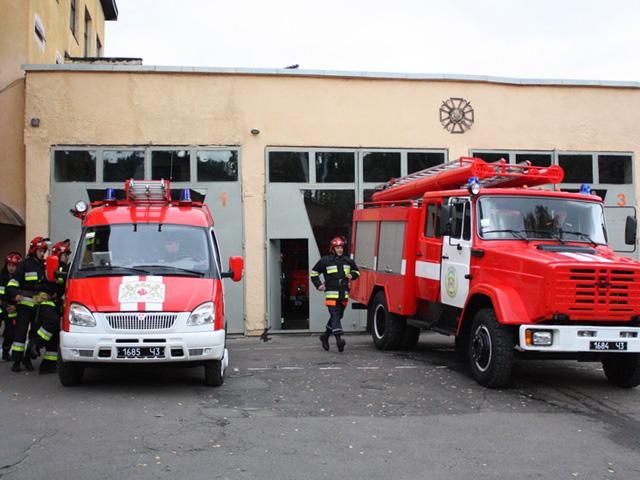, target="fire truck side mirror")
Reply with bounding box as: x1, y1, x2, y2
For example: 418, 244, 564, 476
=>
222, 256, 244, 282
45, 255, 60, 282
625, 216, 637, 245
439, 205, 453, 237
